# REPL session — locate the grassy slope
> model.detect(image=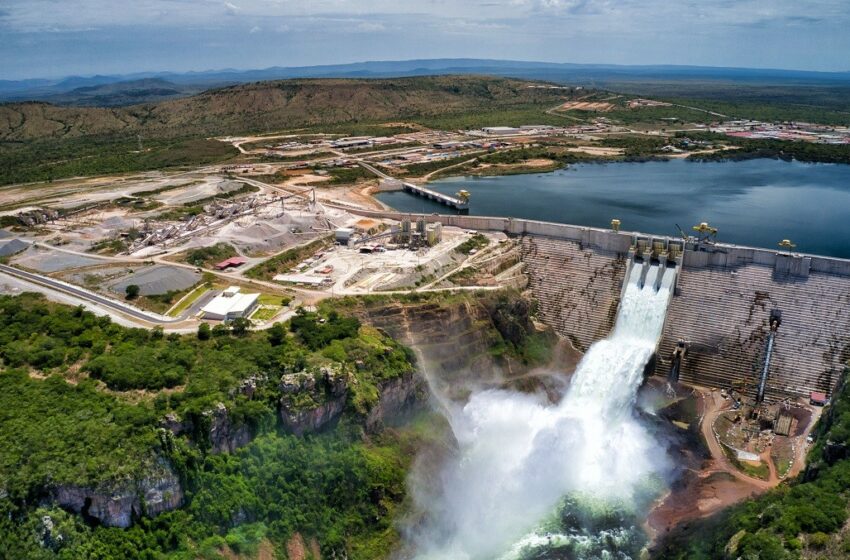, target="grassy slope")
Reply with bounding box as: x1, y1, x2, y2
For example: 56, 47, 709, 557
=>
0, 76, 570, 142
